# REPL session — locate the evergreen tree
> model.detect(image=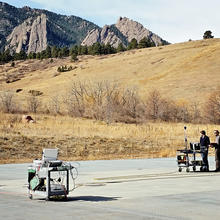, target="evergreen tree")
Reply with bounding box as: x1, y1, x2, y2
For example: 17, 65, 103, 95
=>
45, 46, 52, 58
117, 43, 126, 52
90, 42, 102, 55
70, 45, 79, 56
40, 50, 46, 60
203, 30, 214, 39
104, 43, 116, 54
138, 37, 156, 48
14, 53, 21, 61
128, 38, 138, 50
36, 52, 41, 59
51, 46, 58, 58
58, 50, 63, 58
78, 45, 83, 55
19, 50, 27, 60
138, 37, 148, 48
71, 53, 78, 62
61, 47, 69, 57
3, 49, 13, 62
28, 52, 36, 59
81, 45, 88, 55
